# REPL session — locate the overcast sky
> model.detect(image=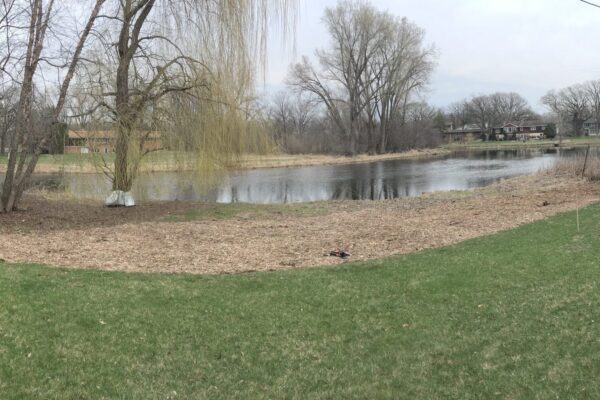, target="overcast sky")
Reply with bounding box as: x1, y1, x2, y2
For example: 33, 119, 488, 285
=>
263, 0, 600, 111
